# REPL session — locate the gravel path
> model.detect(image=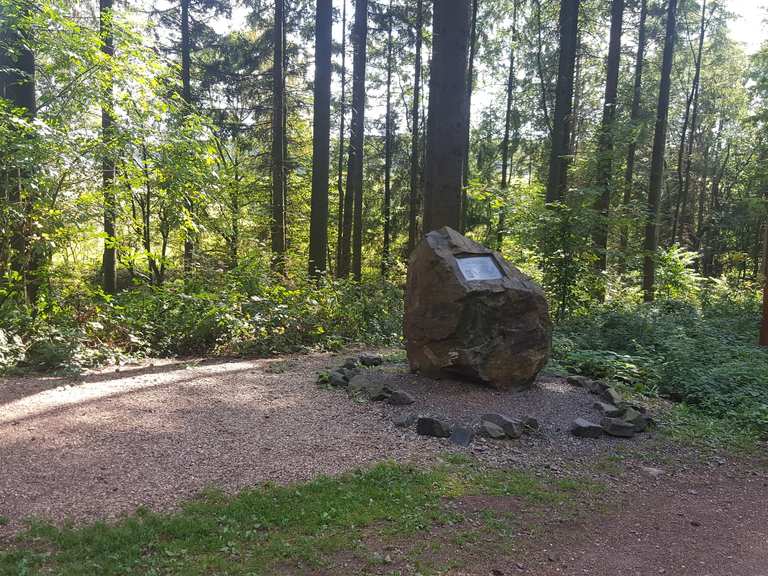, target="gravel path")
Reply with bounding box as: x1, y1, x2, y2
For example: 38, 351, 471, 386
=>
0, 351, 673, 540
0, 353, 441, 539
